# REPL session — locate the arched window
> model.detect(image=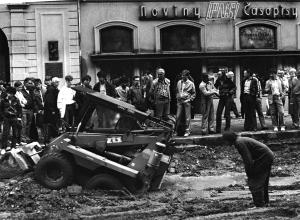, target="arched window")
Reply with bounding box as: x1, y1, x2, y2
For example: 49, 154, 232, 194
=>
155, 21, 205, 53
161, 25, 200, 52
100, 26, 133, 53
235, 19, 281, 50
239, 25, 276, 50
94, 21, 138, 54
